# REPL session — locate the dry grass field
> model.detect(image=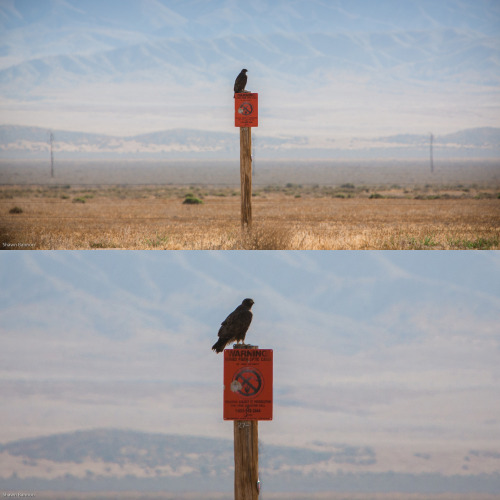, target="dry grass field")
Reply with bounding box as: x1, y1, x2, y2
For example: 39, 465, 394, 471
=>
1, 183, 499, 250
29, 493, 500, 500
